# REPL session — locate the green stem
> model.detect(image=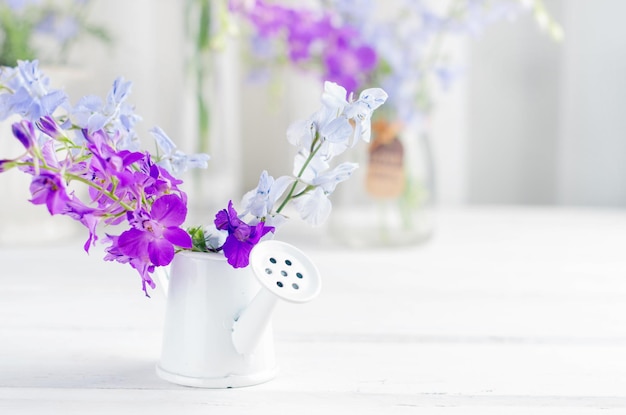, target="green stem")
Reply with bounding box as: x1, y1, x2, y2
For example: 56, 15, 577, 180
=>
275, 135, 322, 214
16, 161, 135, 212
